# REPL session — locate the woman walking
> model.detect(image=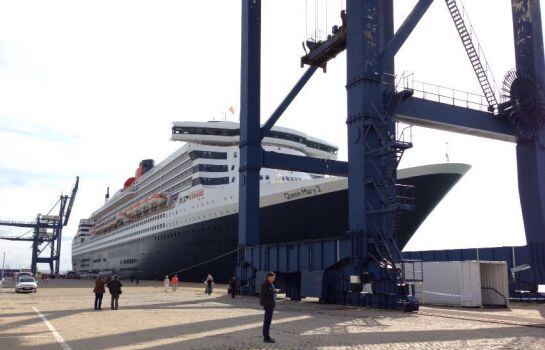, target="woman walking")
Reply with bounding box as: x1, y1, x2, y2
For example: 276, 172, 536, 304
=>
163, 275, 170, 292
